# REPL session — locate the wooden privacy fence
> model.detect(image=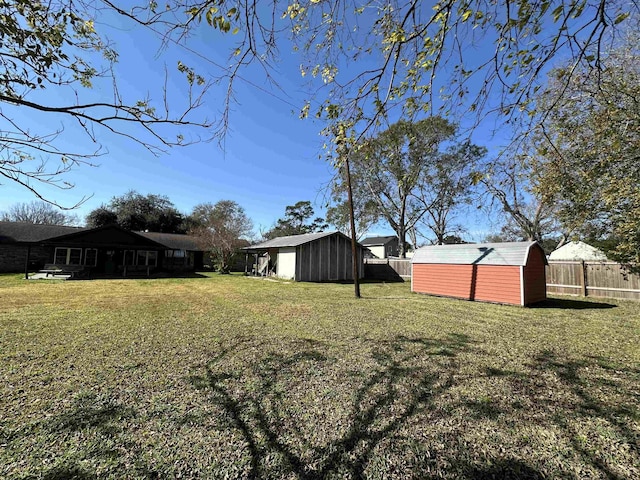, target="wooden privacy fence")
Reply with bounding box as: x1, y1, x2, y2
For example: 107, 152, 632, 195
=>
546, 261, 640, 301
364, 258, 411, 281
363, 258, 640, 300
